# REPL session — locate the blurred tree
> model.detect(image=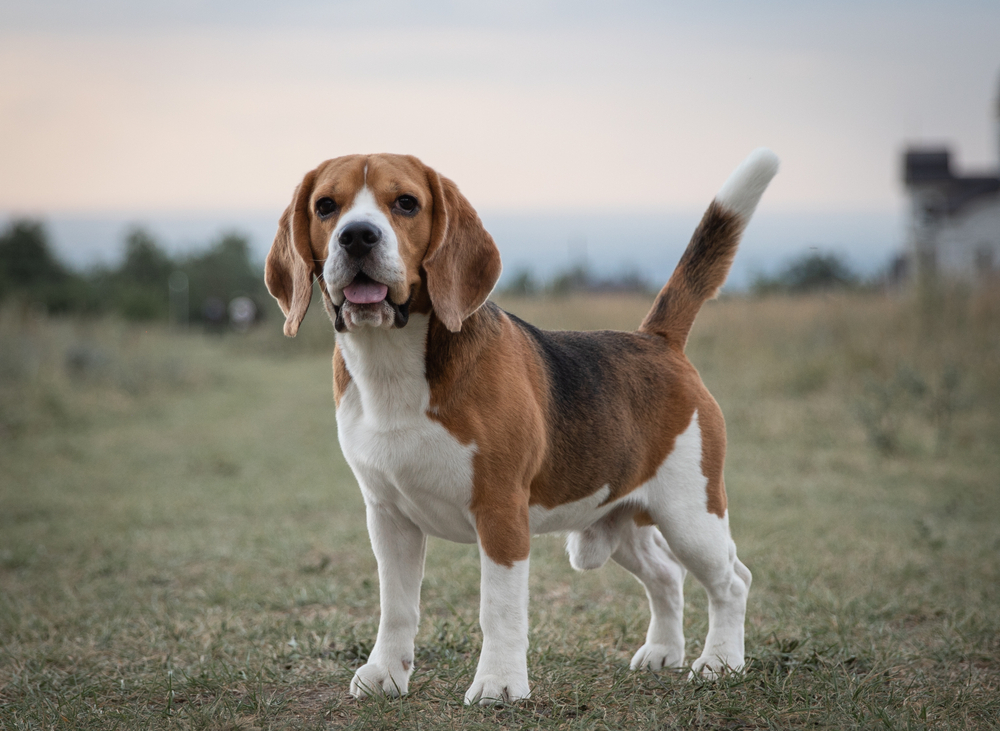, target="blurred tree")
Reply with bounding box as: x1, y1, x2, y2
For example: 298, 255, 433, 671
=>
111, 228, 174, 320
0, 219, 89, 312
501, 268, 539, 296
753, 252, 859, 295
182, 232, 268, 325
120, 228, 173, 285
0, 221, 271, 325
549, 264, 591, 296
0, 220, 65, 290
